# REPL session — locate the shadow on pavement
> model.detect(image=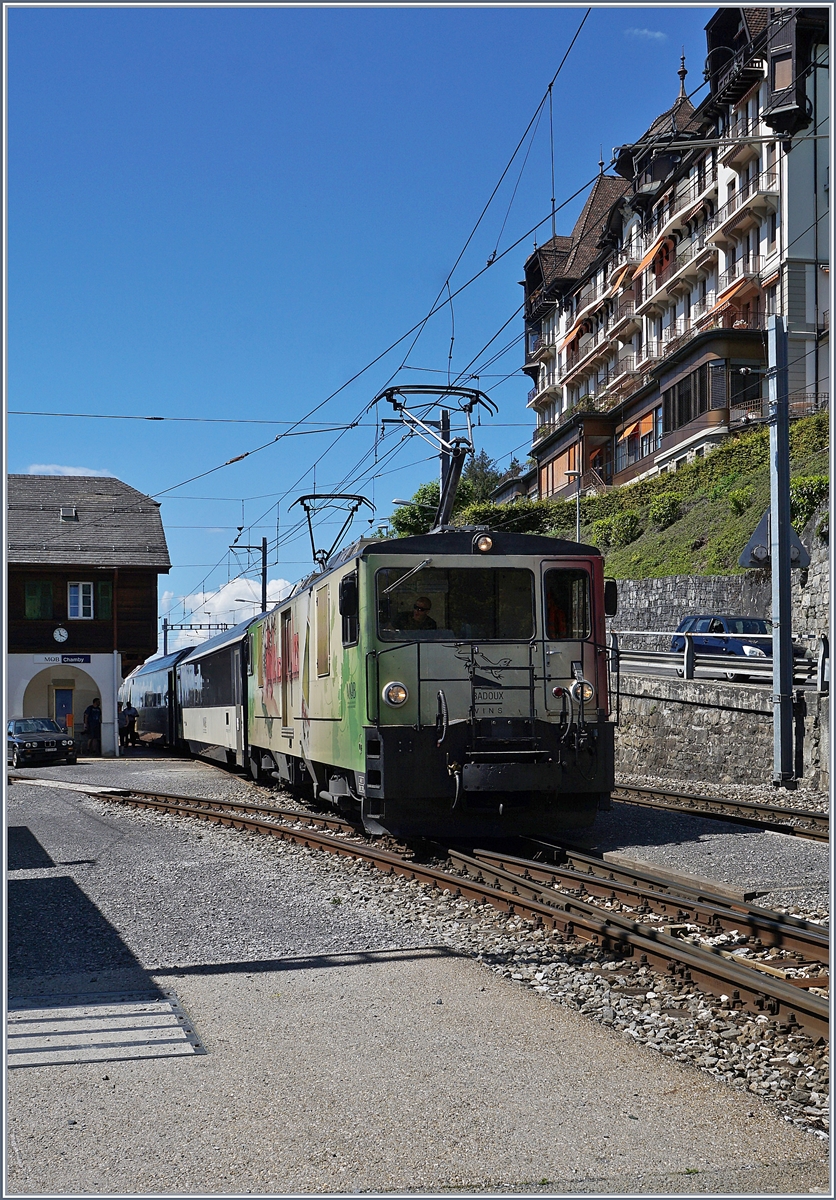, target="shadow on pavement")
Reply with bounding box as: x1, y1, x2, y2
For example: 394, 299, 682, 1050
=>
7, 827, 56, 871
151, 945, 462, 977
8, 876, 152, 984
